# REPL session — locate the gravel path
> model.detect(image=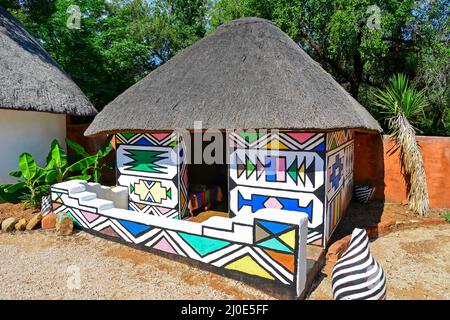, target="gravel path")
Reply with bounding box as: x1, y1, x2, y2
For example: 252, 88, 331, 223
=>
308, 224, 450, 300
1, 224, 448, 300
0, 230, 274, 300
